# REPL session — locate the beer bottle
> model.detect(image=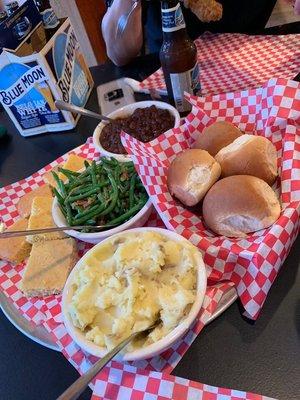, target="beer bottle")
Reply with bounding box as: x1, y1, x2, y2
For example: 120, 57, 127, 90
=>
34, 0, 60, 41
160, 0, 201, 115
